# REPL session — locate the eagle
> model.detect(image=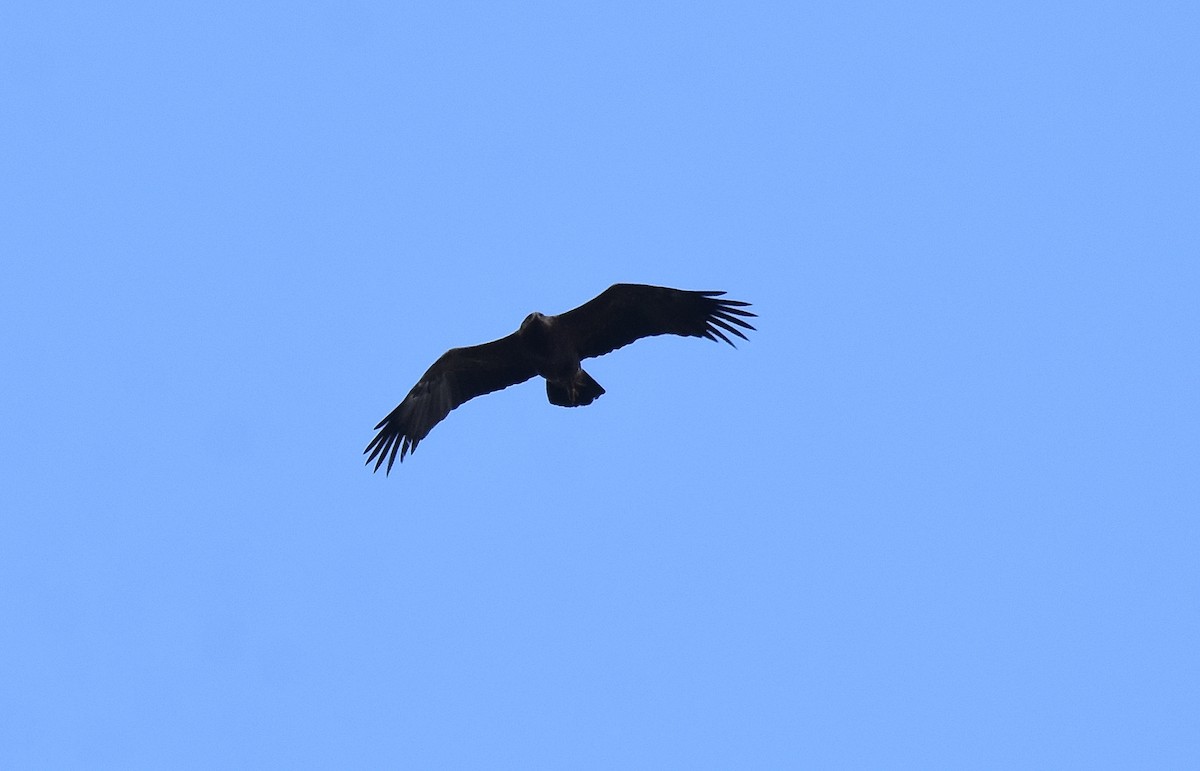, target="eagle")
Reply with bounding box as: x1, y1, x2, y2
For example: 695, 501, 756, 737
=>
364, 283, 755, 473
